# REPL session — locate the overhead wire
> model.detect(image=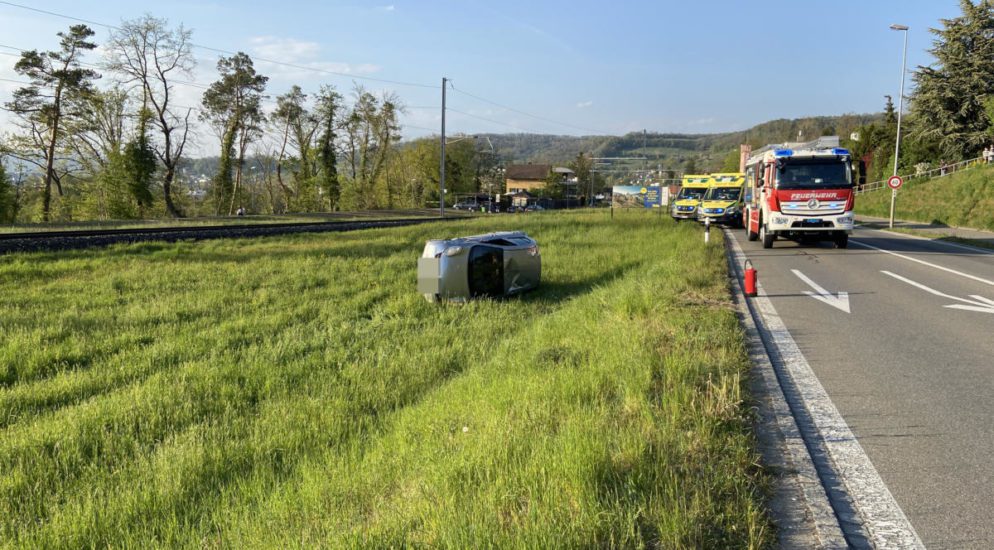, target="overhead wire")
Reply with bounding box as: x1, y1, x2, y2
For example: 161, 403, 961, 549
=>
445, 107, 529, 132
401, 123, 439, 134
449, 82, 608, 135
0, 0, 440, 89
0, 0, 618, 138
0, 76, 32, 86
